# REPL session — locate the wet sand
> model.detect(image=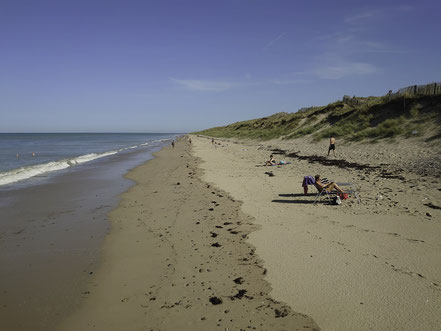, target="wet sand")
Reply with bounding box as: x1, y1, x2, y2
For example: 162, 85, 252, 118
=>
0, 148, 160, 331
7, 131, 441, 330
59, 138, 318, 330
